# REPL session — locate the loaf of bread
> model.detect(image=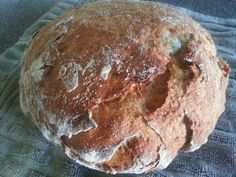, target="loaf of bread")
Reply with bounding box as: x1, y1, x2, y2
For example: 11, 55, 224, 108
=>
19, 0, 229, 174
